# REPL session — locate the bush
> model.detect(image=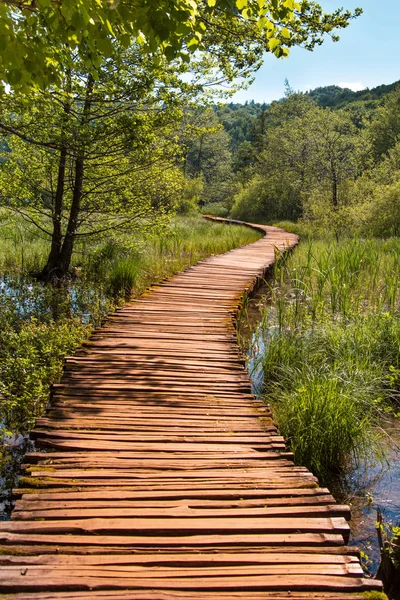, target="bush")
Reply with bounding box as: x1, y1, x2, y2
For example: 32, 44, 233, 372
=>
0, 318, 91, 433
362, 181, 400, 237
175, 176, 203, 215
230, 174, 301, 223
201, 202, 230, 217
